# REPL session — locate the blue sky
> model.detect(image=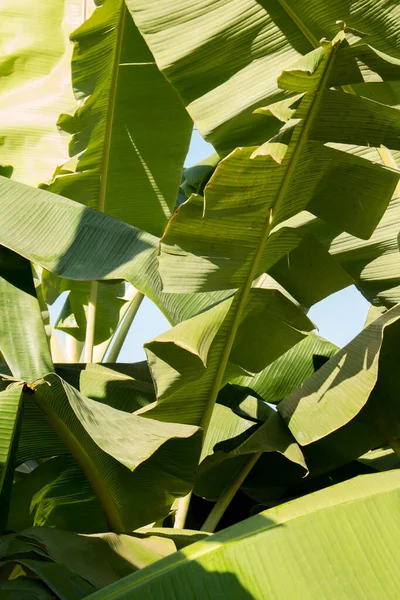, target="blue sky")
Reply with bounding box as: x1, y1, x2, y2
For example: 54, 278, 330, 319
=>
117, 130, 371, 362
